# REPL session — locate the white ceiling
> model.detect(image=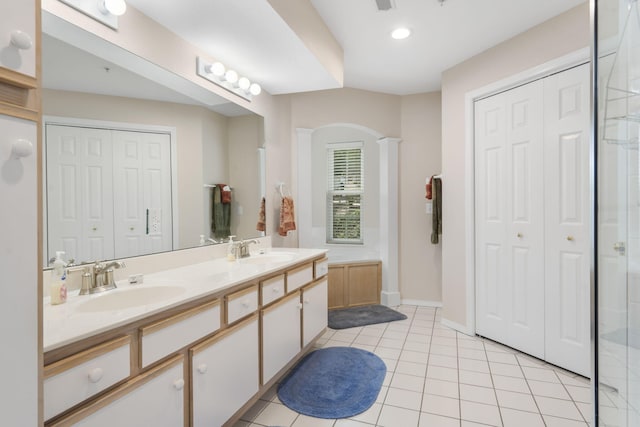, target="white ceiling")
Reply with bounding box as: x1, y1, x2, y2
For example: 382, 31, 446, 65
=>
126, 0, 587, 96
